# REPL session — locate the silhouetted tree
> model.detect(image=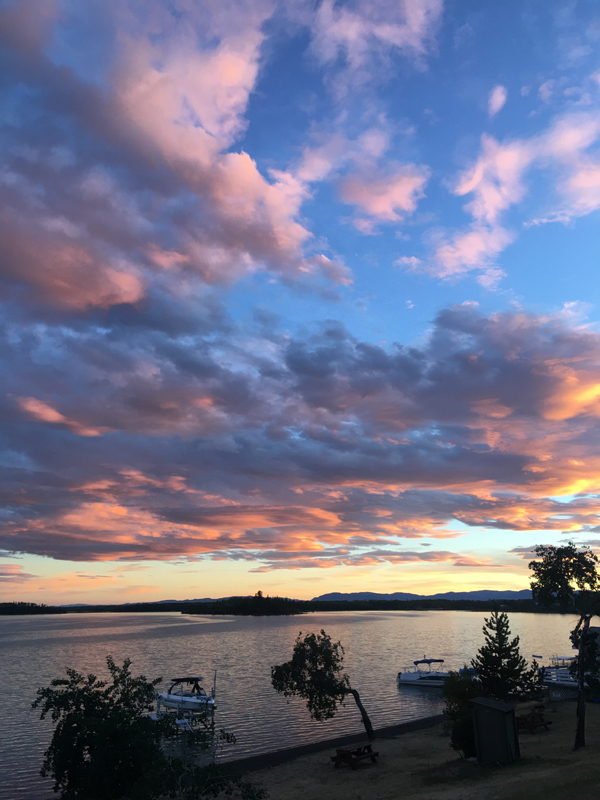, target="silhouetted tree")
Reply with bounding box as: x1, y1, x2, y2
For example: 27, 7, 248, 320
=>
471, 611, 537, 701
442, 668, 481, 758
529, 542, 600, 749
271, 629, 375, 740
33, 656, 264, 800
33, 657, 171, 800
